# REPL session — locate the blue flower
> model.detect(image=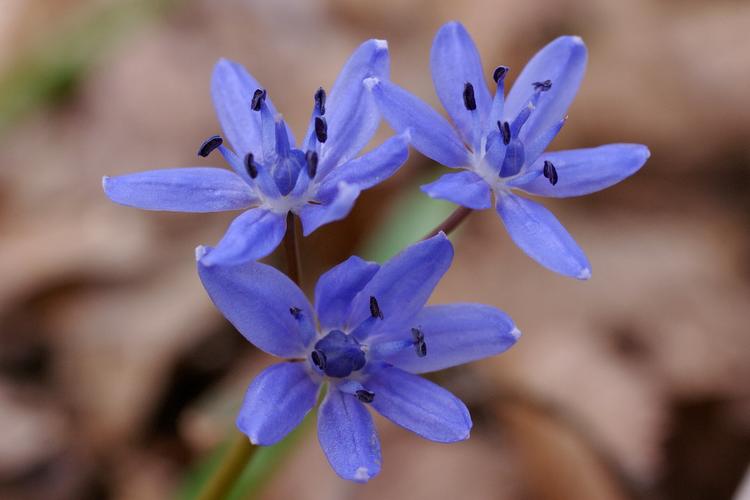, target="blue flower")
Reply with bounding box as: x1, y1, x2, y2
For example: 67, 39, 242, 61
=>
365, 22, 650, 279
103, 39, 409, 266
196, 233, 520, 482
